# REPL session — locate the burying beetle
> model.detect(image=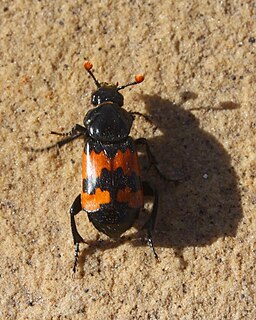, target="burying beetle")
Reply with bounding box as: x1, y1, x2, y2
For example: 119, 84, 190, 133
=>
34, 61, 167, 273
